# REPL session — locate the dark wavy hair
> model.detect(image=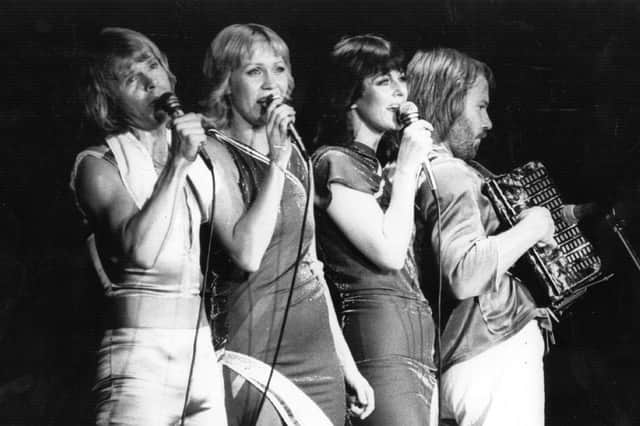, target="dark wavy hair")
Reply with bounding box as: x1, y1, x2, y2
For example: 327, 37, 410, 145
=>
407, 48, 494, 143
313, 34, 405, 149
82, 27, 176, 136
200, 23, 294, 129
